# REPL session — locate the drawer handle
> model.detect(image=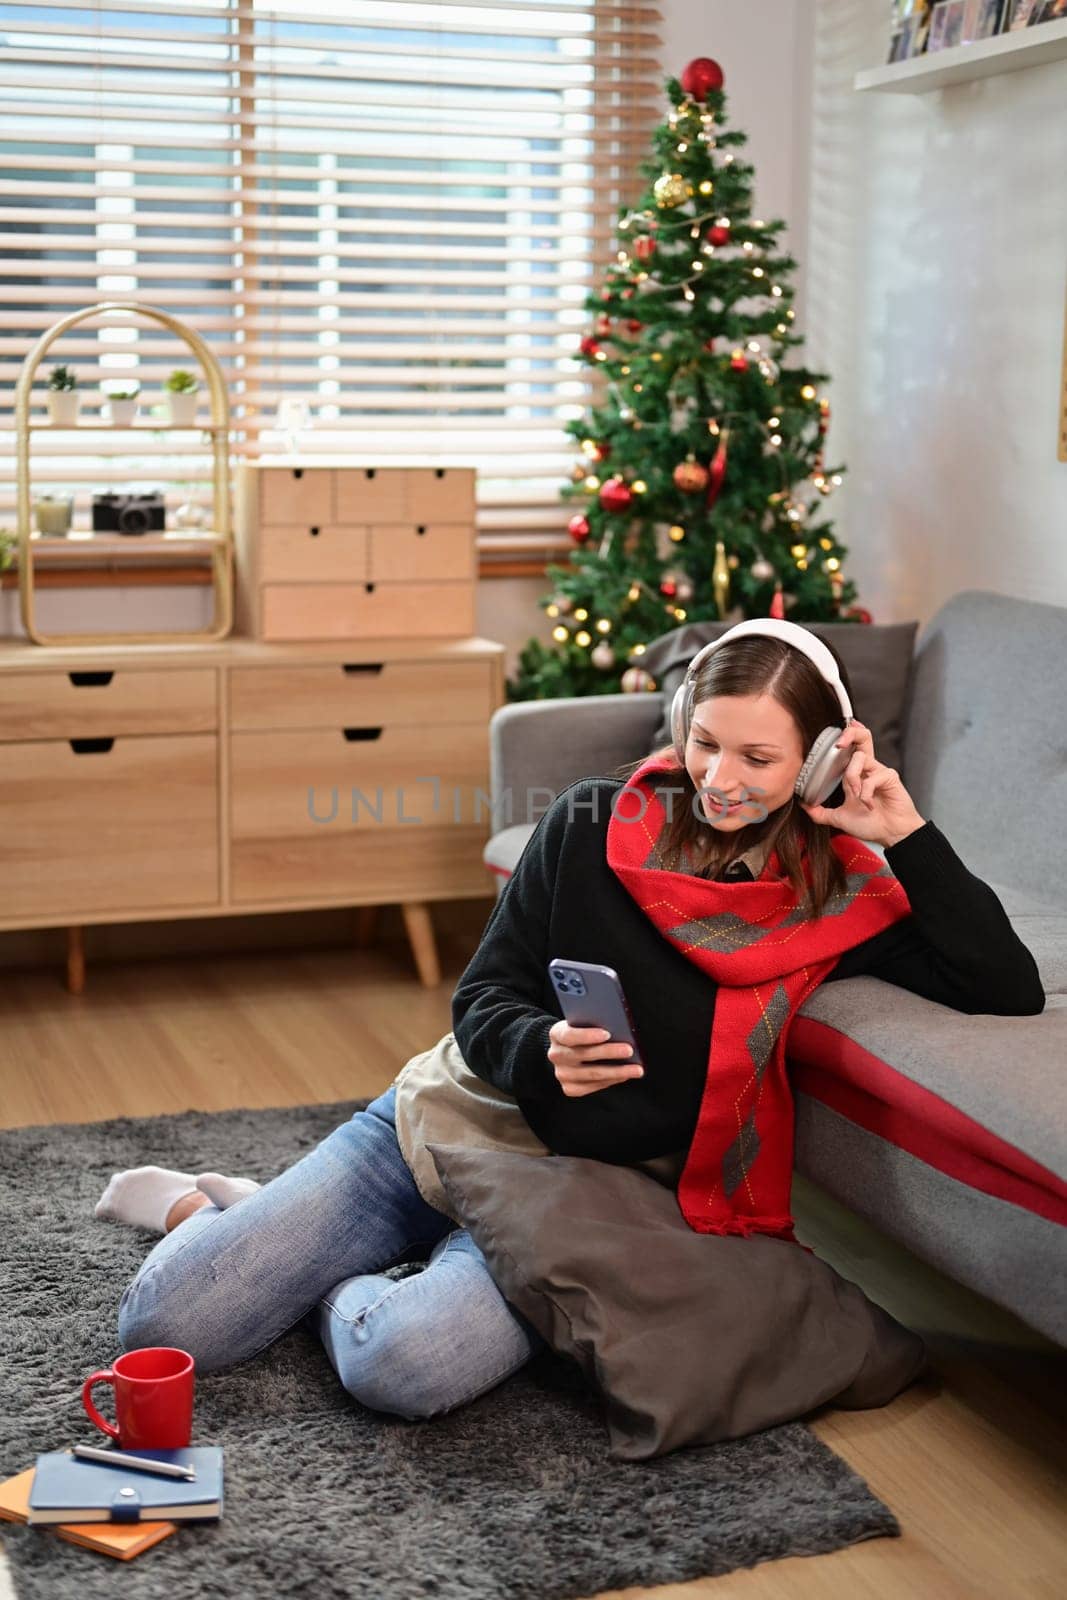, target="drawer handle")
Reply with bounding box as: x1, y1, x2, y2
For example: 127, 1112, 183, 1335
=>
364, 582, 376, 594
341, 663, 383, 675
68, 671, 114, 688
70, 737, 115, 755
342, 727, 382, 742
309, 526, 320, 537
416, 525, 427, 535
